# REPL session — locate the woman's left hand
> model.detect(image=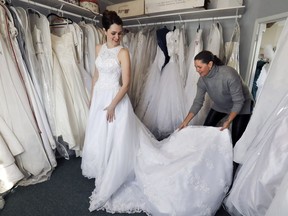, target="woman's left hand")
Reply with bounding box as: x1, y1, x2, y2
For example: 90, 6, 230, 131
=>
220, 120, 231, 131
104, 105, 116, 122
